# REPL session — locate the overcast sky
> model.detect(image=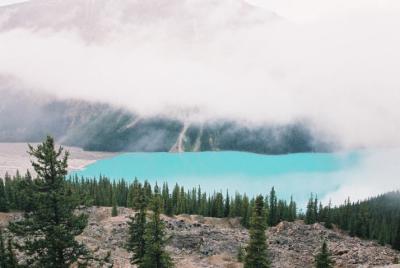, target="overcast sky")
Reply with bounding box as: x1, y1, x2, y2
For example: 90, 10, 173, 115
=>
250, 0, 400, 22
0, 0, 29, 7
